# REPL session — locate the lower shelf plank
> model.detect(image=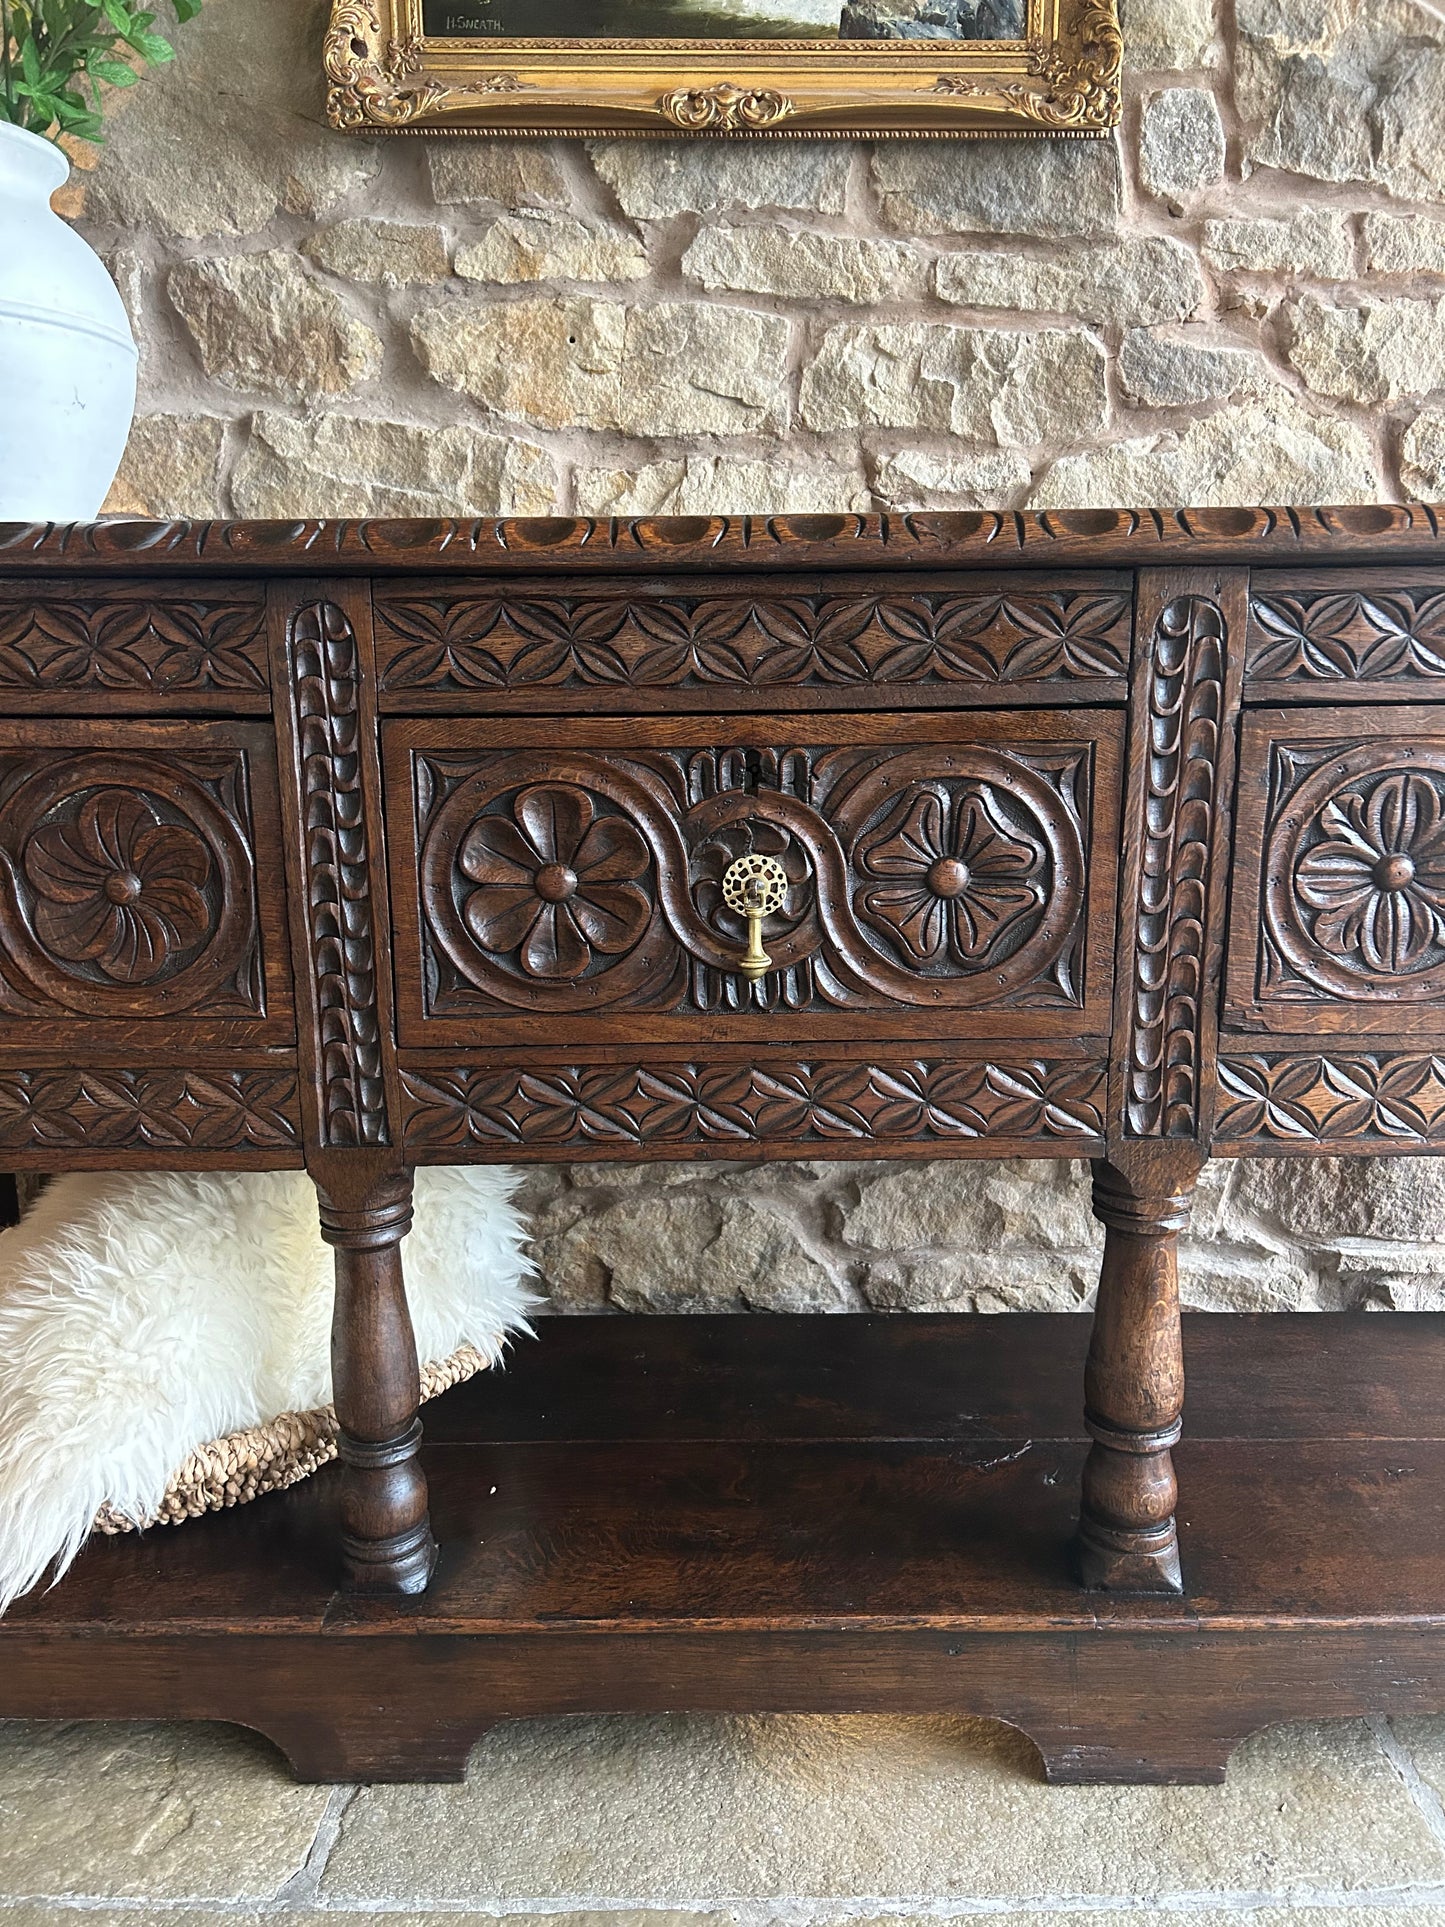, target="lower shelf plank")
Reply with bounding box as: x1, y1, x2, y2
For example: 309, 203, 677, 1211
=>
4, 1313, 1445, 1786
